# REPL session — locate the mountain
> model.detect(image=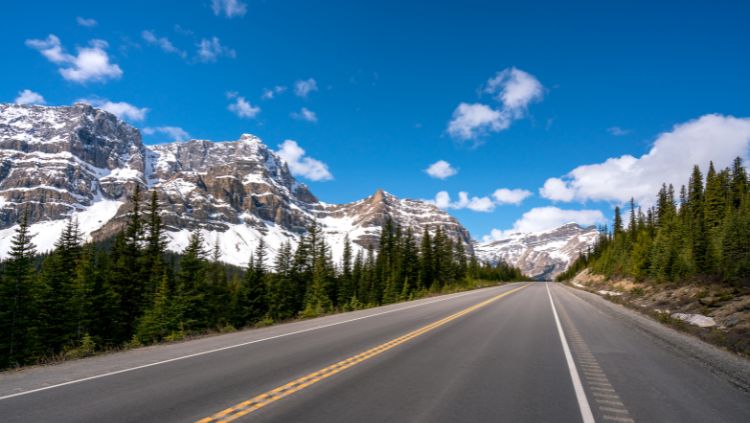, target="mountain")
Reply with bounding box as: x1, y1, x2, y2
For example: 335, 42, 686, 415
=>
475, 223, 599, 280
0, 103, 471, 266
